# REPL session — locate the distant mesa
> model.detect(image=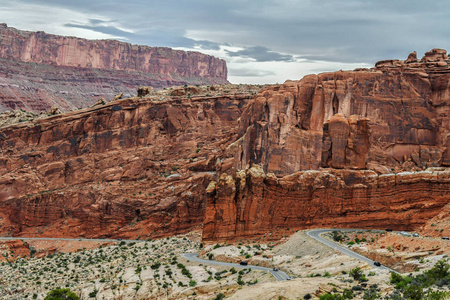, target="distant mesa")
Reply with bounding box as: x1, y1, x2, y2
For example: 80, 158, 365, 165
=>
0, 24, 228, 113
